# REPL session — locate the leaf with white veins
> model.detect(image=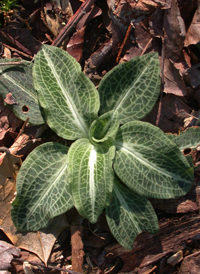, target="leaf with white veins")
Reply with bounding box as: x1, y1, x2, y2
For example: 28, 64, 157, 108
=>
11, 142, 73, 231
114, 121, 194, 199
98, 52, 160, 124
89, 110, 119, 144
68, 139, 115, 223
106, 177, 159, 250
167, 127, 200, 151
33, 45, 100, 140
0, 59, 44, 124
